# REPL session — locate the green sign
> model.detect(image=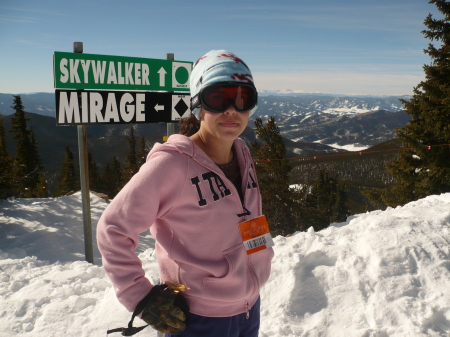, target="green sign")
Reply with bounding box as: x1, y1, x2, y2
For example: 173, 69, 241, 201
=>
53, 52, 192, 91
